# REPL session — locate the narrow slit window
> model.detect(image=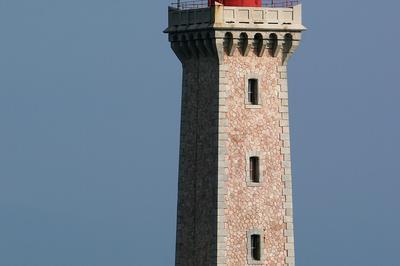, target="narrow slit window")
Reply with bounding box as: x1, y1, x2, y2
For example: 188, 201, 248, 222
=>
248, 79, 258, 105
250, 156, 260, 183
251, 234, 261, 261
